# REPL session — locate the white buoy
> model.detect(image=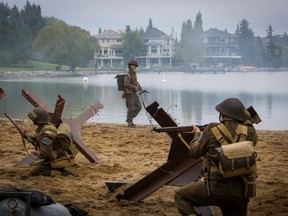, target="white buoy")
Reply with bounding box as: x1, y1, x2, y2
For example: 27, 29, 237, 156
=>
161, 73, 167, 82
82, 77, 88, 83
